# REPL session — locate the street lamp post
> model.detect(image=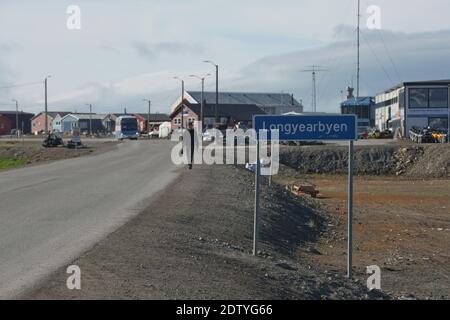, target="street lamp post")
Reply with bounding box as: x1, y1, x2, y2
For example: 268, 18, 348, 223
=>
12, 99, 19, 138
44, 75, 51, 135
174, 77, 185, 129
143, 99, 151, 135
204, 60, 219, 126
85, 104, 92, 136
190, 73, 211, 130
